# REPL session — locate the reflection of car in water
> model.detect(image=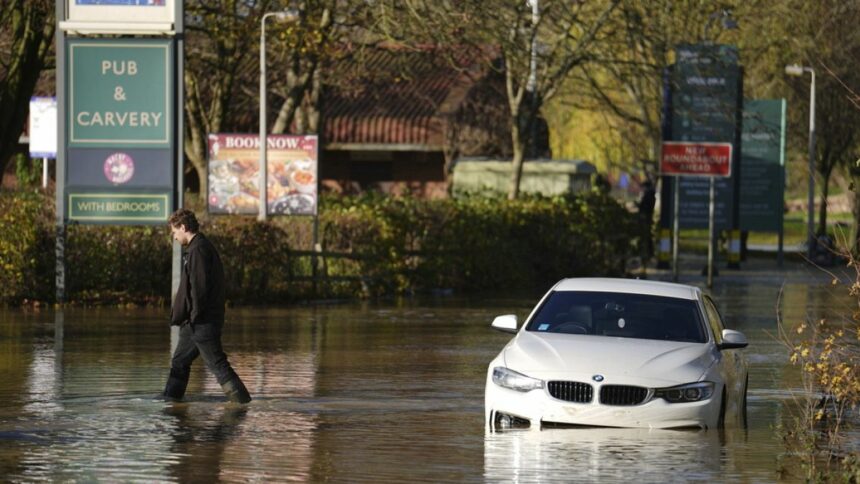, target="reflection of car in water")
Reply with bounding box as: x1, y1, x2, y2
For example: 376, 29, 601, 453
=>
484, 427, 726, 481
485, 278, 749, 430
